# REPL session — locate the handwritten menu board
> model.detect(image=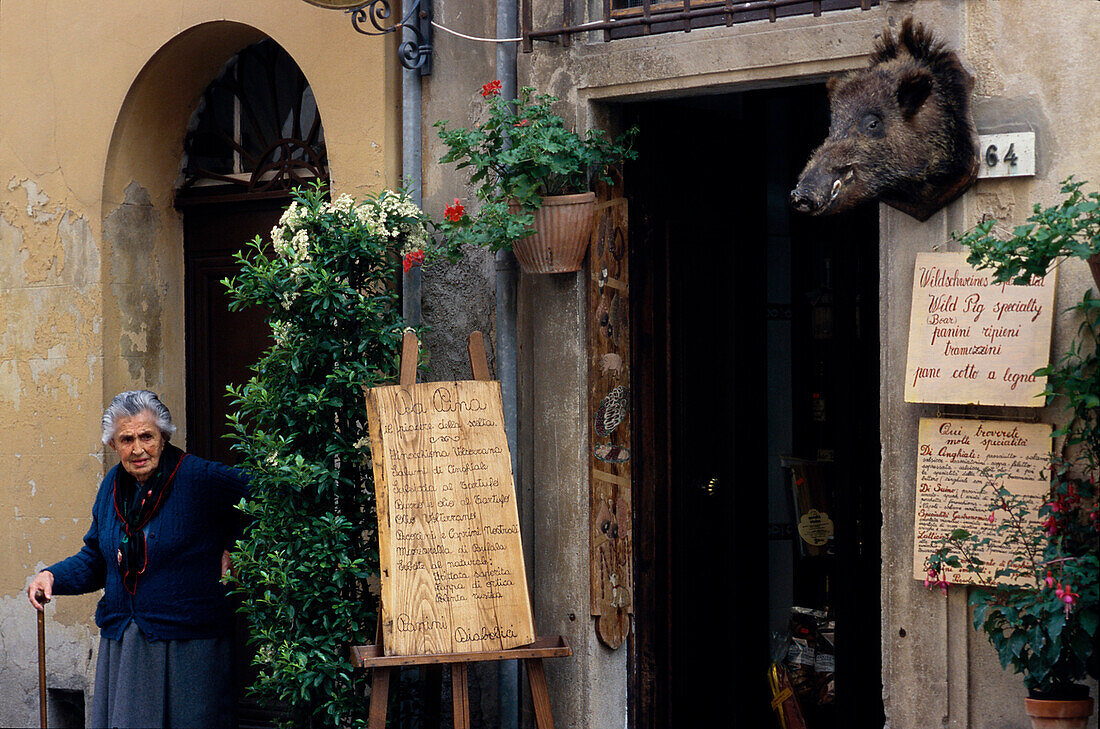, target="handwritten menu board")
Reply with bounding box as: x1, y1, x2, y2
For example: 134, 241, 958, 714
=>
364, 380, 536, 656
912, 418, 1051, 586
905, 252, 1056, 406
